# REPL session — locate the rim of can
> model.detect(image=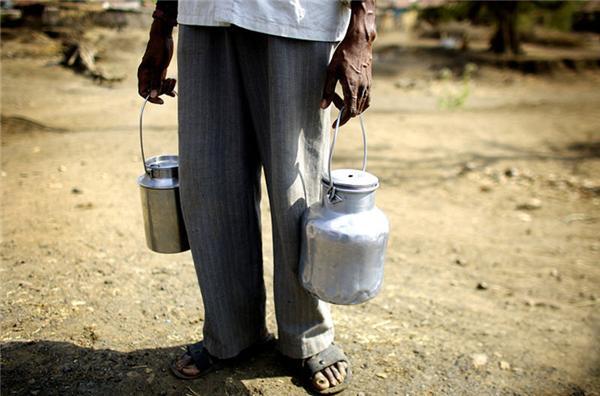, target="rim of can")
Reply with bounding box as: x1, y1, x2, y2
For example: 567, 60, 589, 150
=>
322, 168, 379, 193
